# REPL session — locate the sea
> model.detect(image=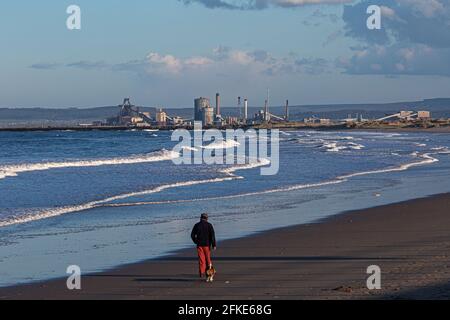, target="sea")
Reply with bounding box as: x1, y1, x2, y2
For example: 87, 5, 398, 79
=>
0, 129, 449, 287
